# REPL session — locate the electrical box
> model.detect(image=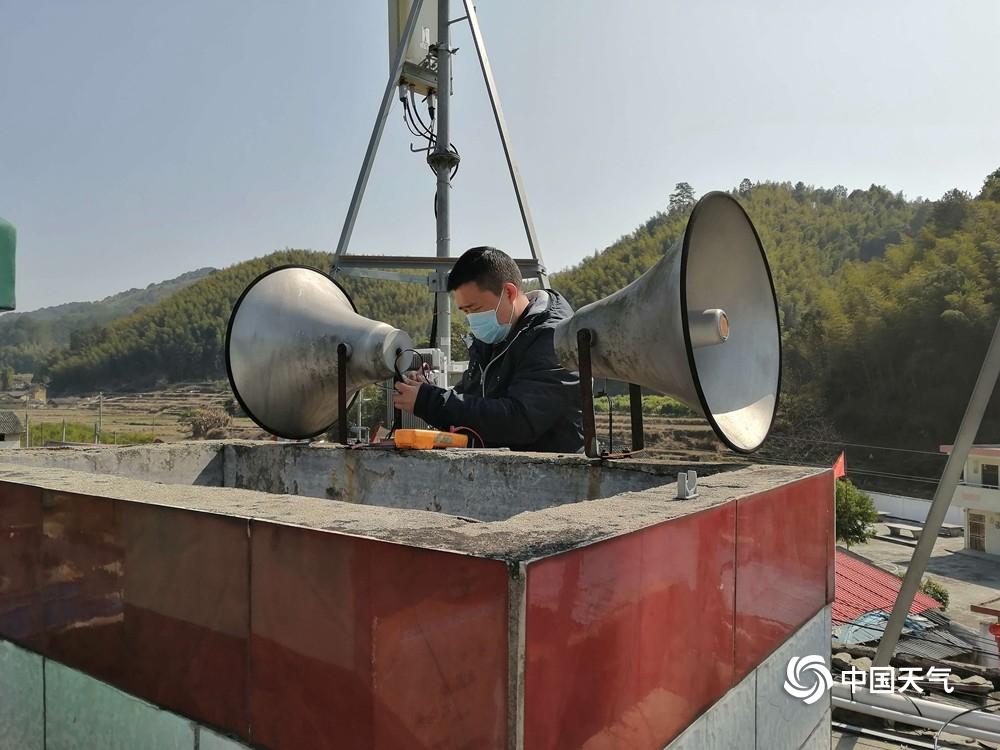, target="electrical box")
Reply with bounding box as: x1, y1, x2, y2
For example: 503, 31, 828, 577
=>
0, 217, 14, 311
387, 0, 439, 95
